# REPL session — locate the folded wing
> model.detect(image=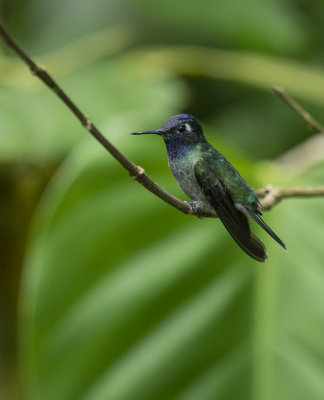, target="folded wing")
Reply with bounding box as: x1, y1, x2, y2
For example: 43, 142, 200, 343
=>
194, 160, 267, 262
